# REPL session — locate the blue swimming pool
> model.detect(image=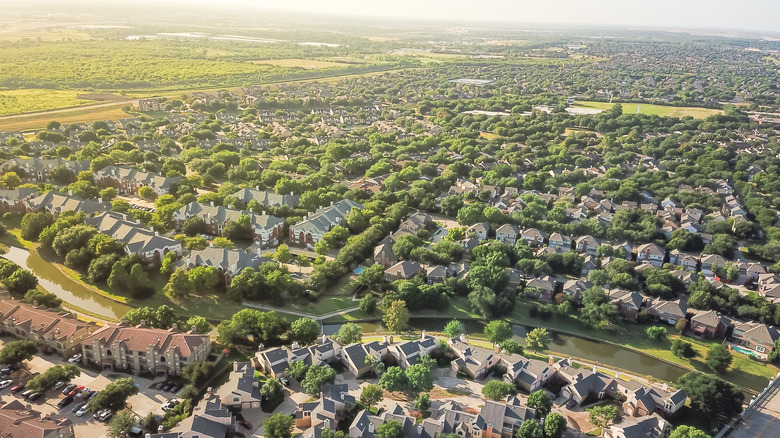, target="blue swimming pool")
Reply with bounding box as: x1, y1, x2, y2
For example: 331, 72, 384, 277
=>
733, 345, 758, 356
